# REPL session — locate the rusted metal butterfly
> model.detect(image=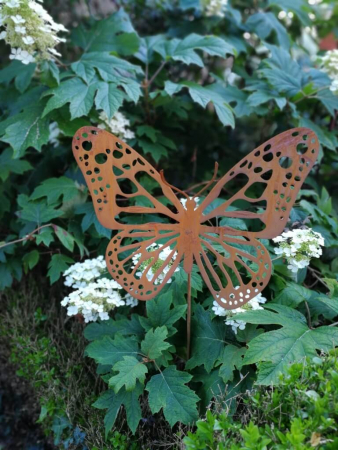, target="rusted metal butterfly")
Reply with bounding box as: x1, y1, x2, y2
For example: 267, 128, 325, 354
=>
72, 127, 318, 310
